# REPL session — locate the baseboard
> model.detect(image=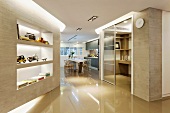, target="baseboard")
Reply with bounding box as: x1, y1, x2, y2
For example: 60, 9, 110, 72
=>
162, 93, 170, 99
